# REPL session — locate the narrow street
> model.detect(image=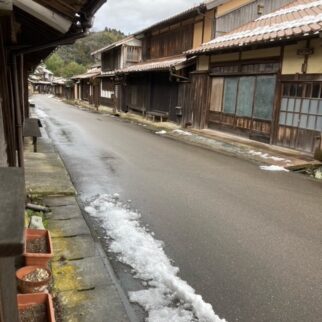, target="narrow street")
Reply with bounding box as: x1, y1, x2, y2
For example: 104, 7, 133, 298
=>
34, 94, 321, 322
